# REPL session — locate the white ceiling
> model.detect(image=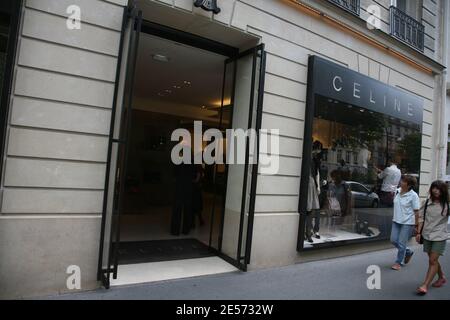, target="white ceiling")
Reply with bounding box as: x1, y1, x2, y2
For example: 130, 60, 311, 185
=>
134, 32, 227, 111
131, 0, 260, 124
